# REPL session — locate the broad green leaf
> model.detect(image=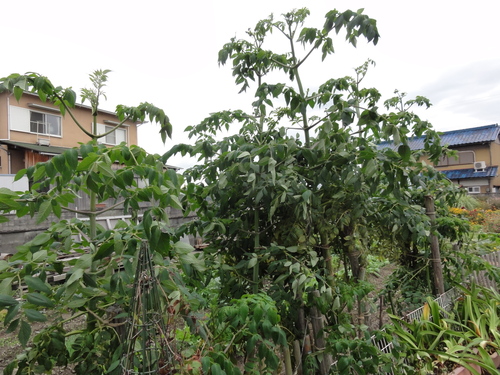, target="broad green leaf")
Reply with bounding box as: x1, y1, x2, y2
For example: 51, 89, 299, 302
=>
97, 162, 115, 178
75, 253, 92, 270
76, 153, 99, 171
169, 195, 183, 210
0, 294, 18, 308
31, 233, 51, 246
67, 268, 84, 286
26, 293, 54, 308
248, 257, 257, 269
32, 250, 48, 263
173, 241, 195, 255
24, 309, 47, 322
24, 276, 51, 294
35, 200, 52, 224
66, 148, 79, 170
67, 298, 87, 309
0, 260, 9, 272
398, 144, 411, 162
0, 277, 14, 295
4, 303, 20, 325
237, 151, 250, 159
18, 320, 31, 347
94, 242, 115, 261
53, 154, 67, 174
